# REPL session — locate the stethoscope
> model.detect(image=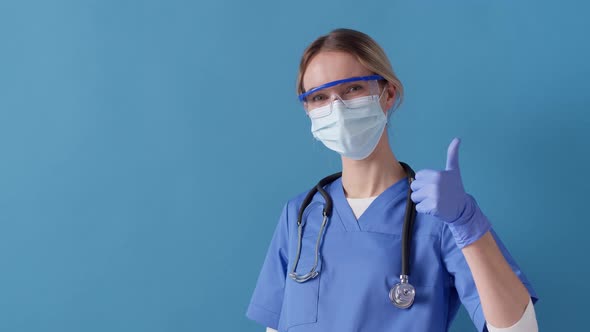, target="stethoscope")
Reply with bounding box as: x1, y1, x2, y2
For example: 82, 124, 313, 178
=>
288, 161, 417, 309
